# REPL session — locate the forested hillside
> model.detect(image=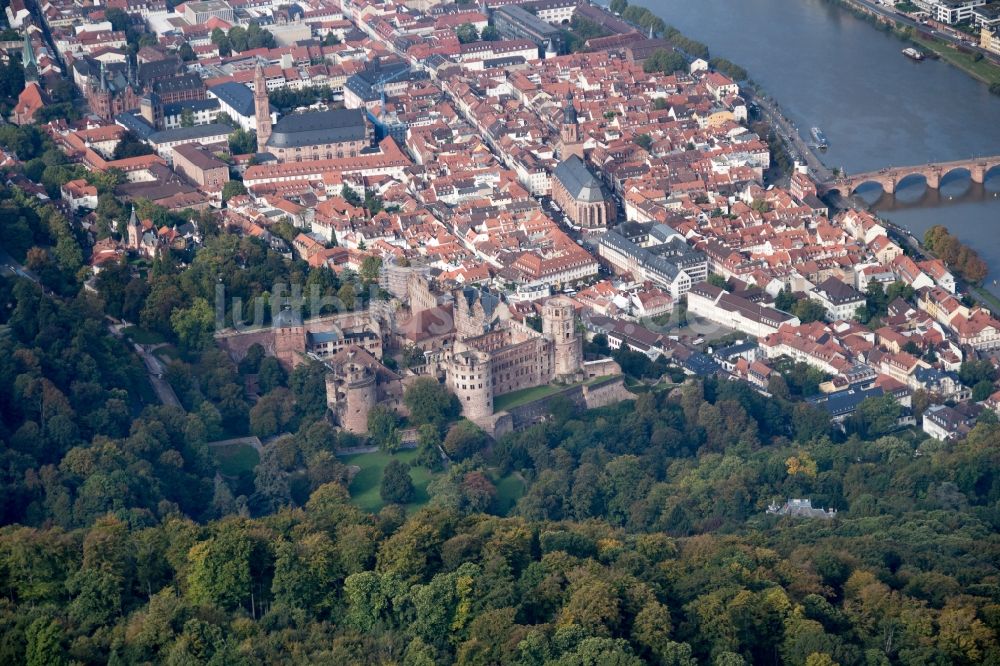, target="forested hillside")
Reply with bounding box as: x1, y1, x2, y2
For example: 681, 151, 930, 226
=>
1, 279, 998, 664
